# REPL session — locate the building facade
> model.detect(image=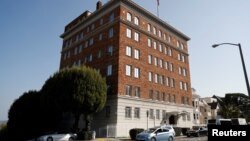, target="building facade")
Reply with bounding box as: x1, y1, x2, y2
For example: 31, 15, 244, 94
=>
59, 0, 193, 137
